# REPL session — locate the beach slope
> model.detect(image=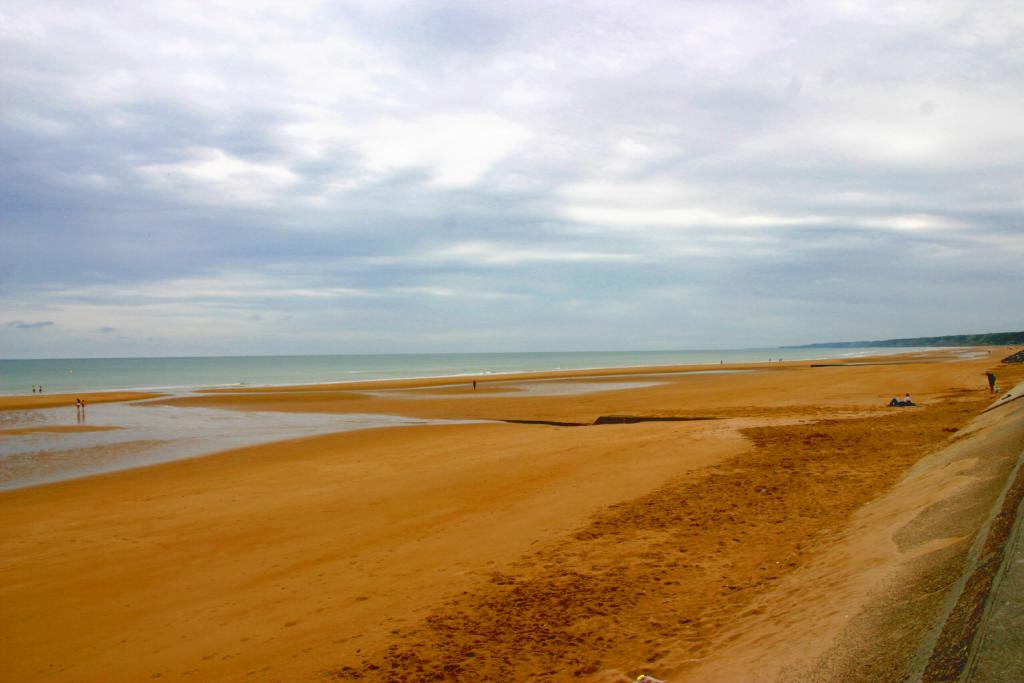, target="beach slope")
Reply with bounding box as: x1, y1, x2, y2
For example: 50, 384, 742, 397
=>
1, 350, 1021, 681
